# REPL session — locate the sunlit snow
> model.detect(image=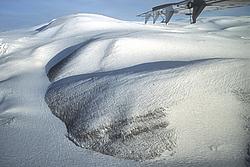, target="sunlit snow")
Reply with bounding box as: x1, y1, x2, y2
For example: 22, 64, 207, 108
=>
0, 14, 250, 166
